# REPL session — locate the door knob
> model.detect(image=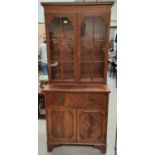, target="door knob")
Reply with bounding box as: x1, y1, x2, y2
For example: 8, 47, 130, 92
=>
87, 123, 90, 127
